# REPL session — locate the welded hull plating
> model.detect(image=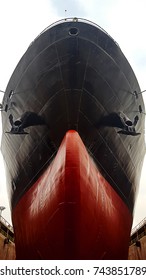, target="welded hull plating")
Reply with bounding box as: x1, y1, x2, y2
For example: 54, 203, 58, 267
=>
1, 18, 145, 259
